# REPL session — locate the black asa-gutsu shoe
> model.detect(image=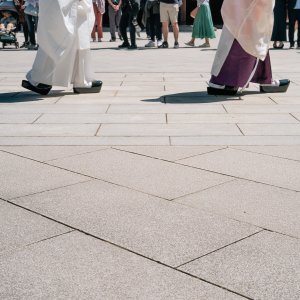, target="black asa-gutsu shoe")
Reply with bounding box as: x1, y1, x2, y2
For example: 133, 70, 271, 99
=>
207, 85, 238, 95
260, 79, 290, 93
21, 80, 52, 95
73, 80, 102, 94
